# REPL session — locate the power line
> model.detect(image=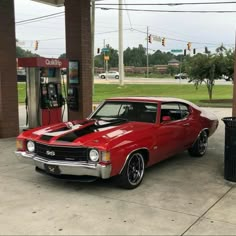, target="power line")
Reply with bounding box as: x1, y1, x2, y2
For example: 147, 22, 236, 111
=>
16, 11, 64, 25
96, 1, 236, 6
124, 0, 133, 29
97, 7, 236, 13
